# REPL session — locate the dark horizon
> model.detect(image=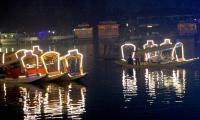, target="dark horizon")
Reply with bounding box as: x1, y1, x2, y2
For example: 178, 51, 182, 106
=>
1, 0, 200, 32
